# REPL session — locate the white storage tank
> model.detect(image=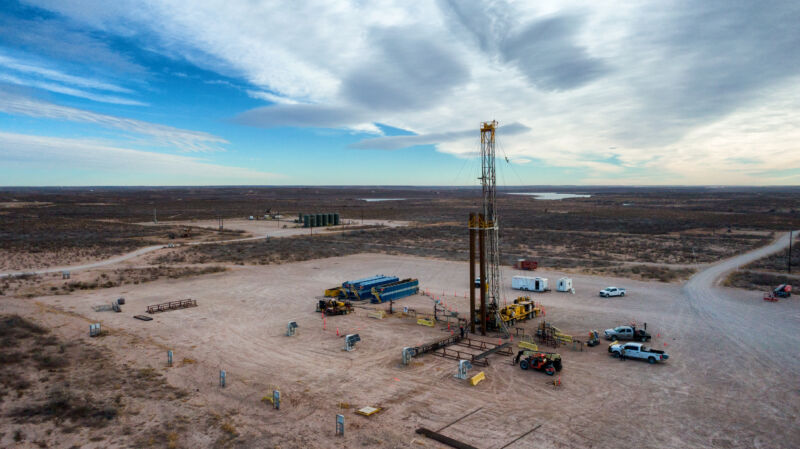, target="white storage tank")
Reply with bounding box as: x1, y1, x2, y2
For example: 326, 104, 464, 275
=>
557, 277, 573, 292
